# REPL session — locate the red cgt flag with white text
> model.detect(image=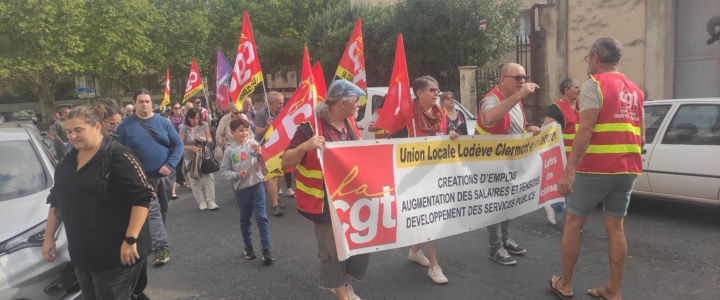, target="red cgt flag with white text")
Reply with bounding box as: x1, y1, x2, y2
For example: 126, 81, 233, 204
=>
229, 11, 264, 105
183, 60, 204, 103
261, 46, 316, 178
335, 18, 367, 106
